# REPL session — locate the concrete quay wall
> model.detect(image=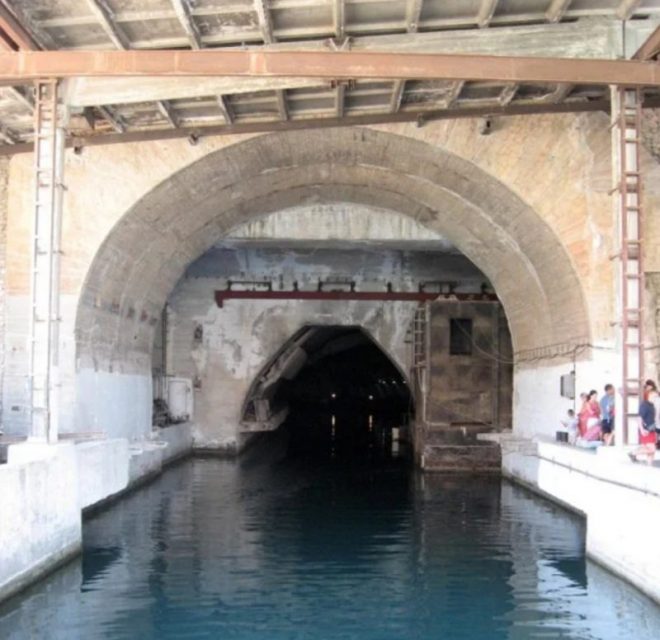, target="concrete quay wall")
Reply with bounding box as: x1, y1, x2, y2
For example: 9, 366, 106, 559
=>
494, 435, 660, 605
0, 424, 193, 603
